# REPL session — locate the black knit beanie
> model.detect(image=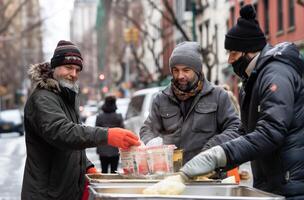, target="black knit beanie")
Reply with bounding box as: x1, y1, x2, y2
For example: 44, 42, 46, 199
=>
169, 41, 202, 75
102, 96, 117, 113
225, 4, 266, 52
50, 40, 83, 70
